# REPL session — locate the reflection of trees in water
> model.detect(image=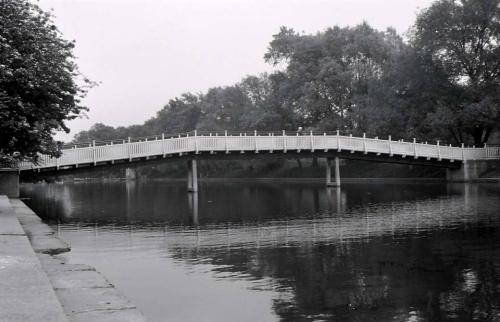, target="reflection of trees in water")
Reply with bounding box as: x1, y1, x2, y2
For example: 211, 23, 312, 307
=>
168, 226, 500, 321
20, 182, 500, 320
161, 186, 500, 321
